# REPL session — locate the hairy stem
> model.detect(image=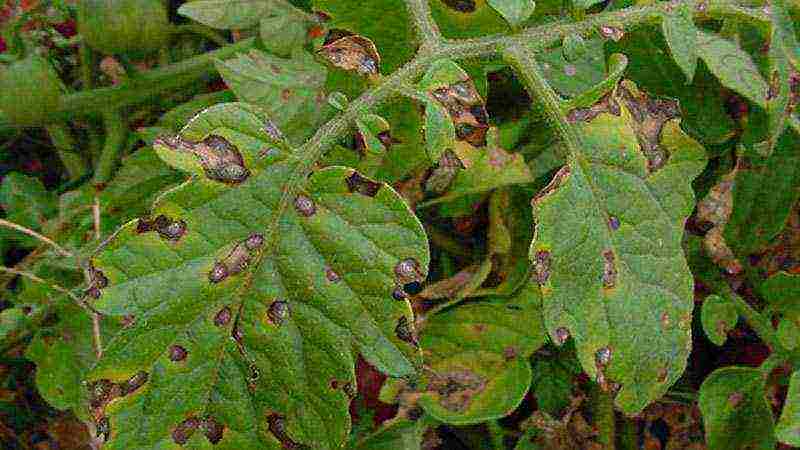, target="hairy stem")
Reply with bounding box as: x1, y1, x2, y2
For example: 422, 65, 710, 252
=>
406, 0, 443, 51
0, 219, 73, 258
